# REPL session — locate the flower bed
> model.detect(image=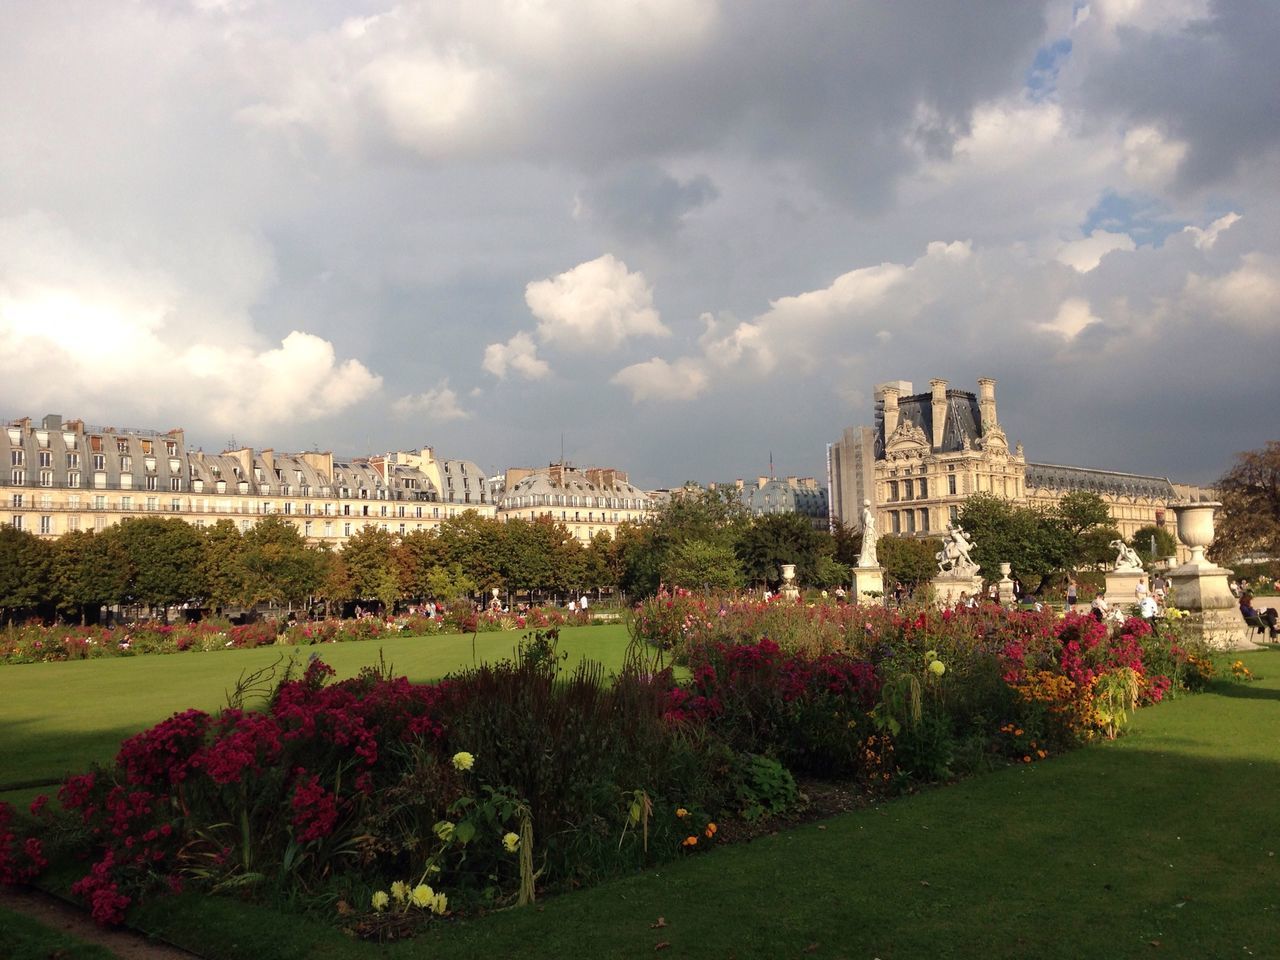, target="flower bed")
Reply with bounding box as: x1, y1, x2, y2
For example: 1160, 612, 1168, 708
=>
2, 598, 1213, 937
0, 608, 598, 665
